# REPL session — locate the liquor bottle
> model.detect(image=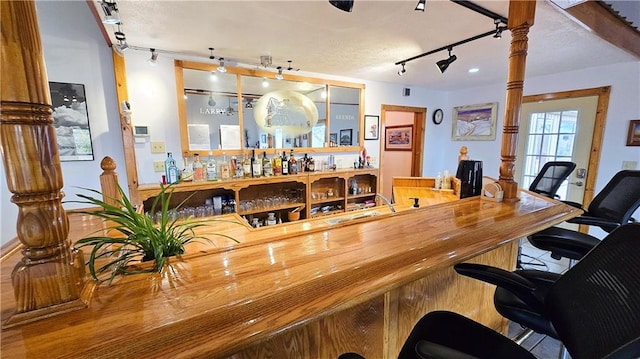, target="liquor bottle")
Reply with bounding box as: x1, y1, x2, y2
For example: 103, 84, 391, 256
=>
230, 155, 238, 178
281, 151, 289, 175
206, 151, 217, 181
193, 153, 205, 182
262, 152, 273, 176
181, 157, 193, 182
273, 153, 282, 176
232, 155, 244, 178
251, 149, 262, 177
219, 152, 231, 180
308, 156, 315, 172
243, 152, 251, 178
165, 152, 179, 184
301, 154, 309, 172
288, 149, 298, 175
